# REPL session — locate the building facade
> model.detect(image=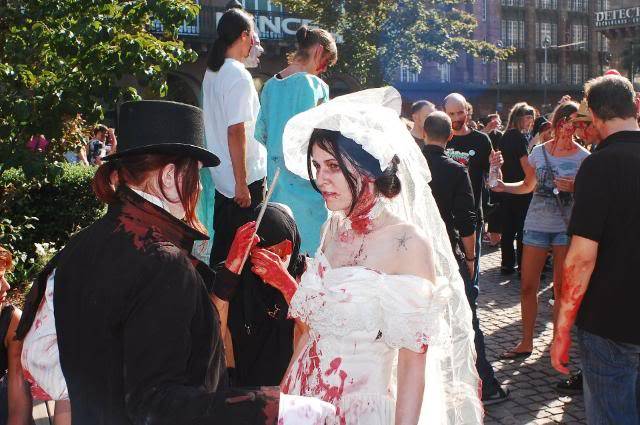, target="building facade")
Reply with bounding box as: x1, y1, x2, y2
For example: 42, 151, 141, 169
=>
397, 0, 614, 118
156, 0, 359, 108
594, 0, 640, 83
